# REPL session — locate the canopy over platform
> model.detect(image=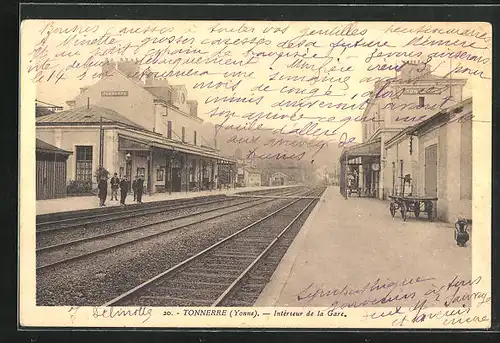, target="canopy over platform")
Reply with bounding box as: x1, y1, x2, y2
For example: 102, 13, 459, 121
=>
339, 139, 381, 198
117, 134, 236, 163
339, 139, 381, 161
